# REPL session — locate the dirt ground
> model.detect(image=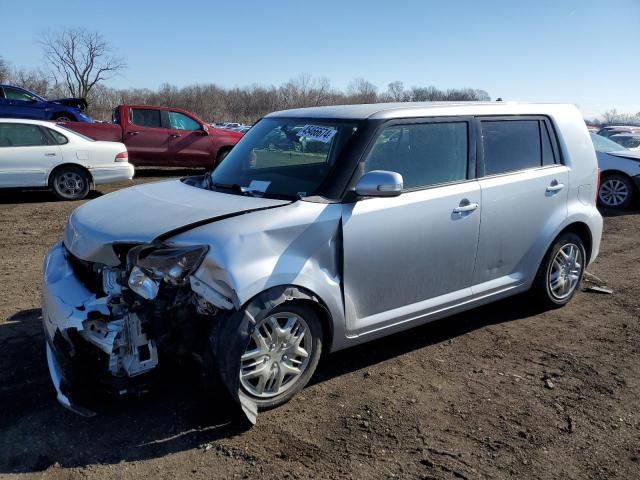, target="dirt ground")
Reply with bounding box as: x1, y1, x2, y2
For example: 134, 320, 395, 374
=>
0, 171, 639, 480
